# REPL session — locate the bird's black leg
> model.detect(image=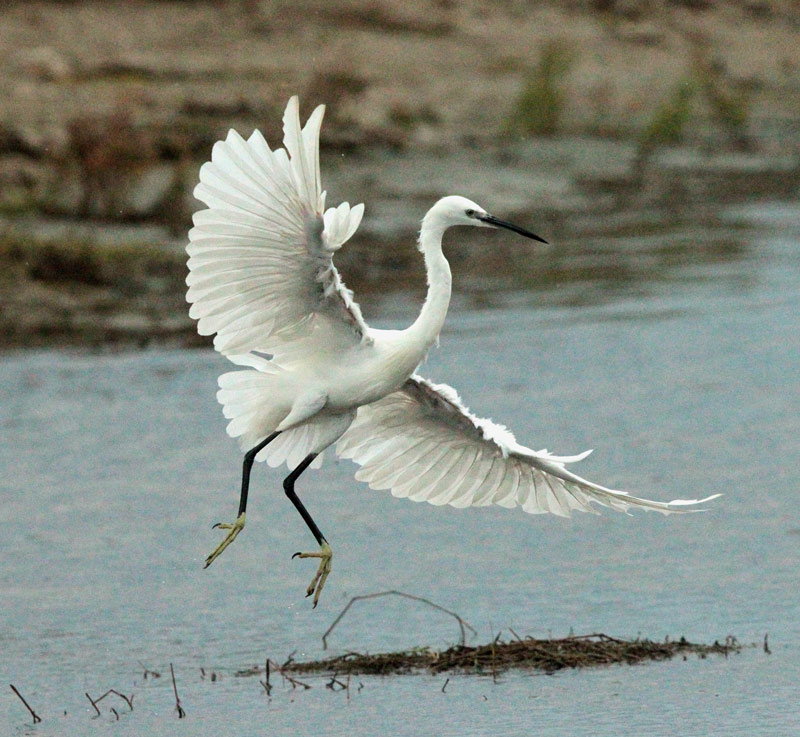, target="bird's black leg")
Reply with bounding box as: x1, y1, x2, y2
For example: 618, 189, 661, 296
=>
238, 431, 281, 517
285, 453, 332, 607
283, 453, 325, 545
204, 431, 280, 568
